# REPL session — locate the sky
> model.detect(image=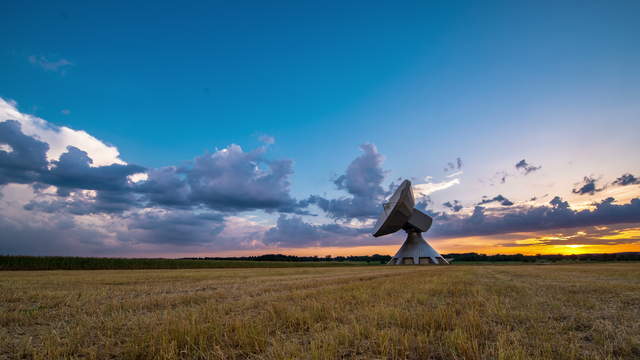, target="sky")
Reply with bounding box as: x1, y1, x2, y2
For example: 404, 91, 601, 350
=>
1, 1, 639, 257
